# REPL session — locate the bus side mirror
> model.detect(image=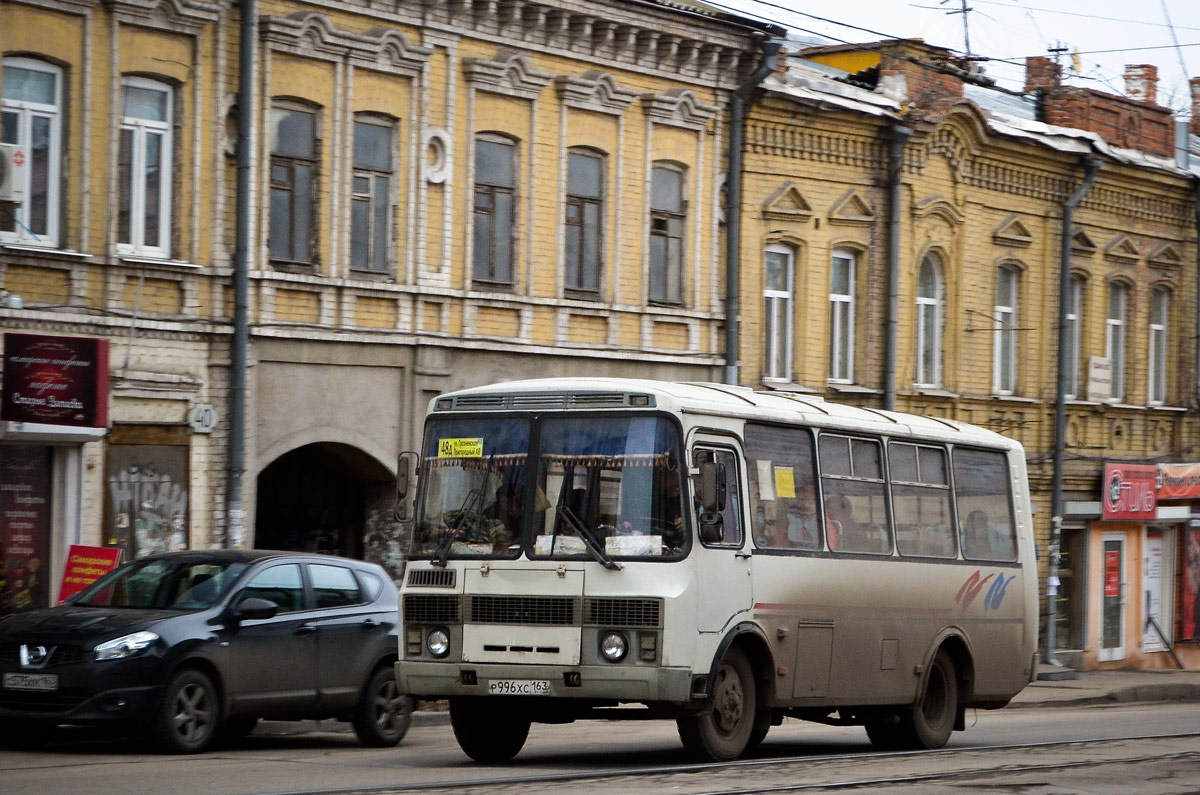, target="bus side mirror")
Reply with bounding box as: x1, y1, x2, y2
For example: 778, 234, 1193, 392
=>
698, 461, 726, 514
395, 451, 418, 522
